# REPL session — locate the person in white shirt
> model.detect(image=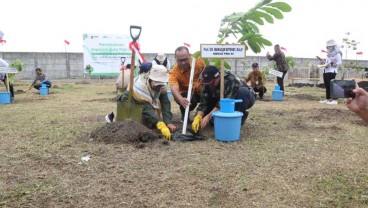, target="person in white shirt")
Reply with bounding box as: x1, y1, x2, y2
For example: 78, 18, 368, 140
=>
0, 31, 15, 102
319, 39, 342, 105
152, 53, 171, 70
